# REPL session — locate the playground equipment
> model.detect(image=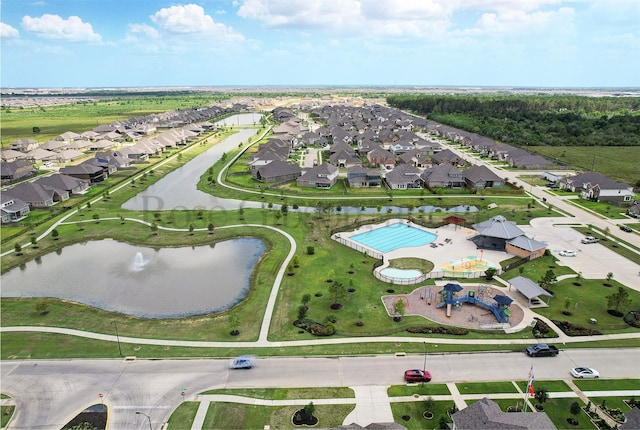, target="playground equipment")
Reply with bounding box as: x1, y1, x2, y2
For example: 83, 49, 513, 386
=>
436, 283, 511, 323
